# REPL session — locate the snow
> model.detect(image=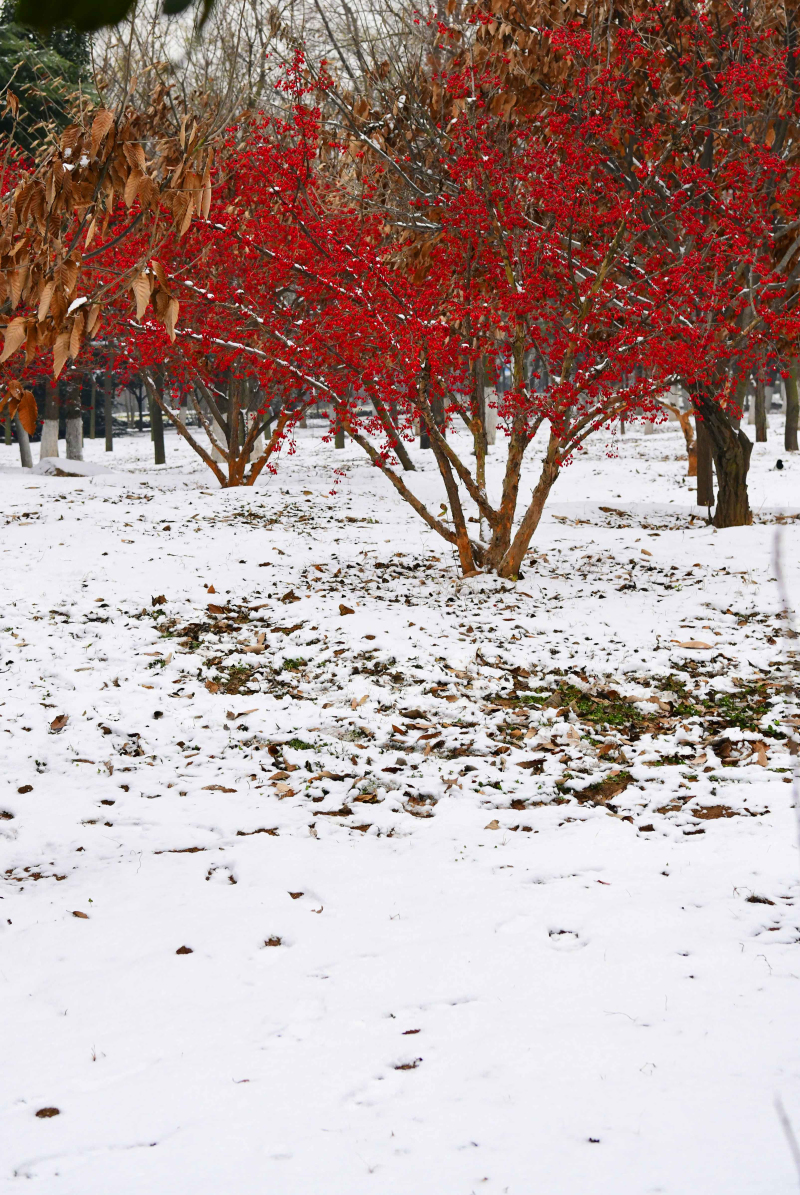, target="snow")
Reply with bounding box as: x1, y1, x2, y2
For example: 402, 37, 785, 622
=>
2, 418, 800, 1193
30, 458, 110, 478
